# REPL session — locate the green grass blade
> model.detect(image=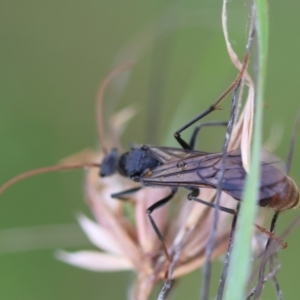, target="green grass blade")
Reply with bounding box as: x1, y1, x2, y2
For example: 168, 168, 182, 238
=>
223, 1, 269, 299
